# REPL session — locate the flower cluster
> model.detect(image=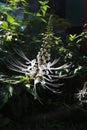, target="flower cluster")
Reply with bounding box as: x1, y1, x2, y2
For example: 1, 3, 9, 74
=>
6, 45, 69, 99
76, 87, 87, 104
5, 16, 69, 99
